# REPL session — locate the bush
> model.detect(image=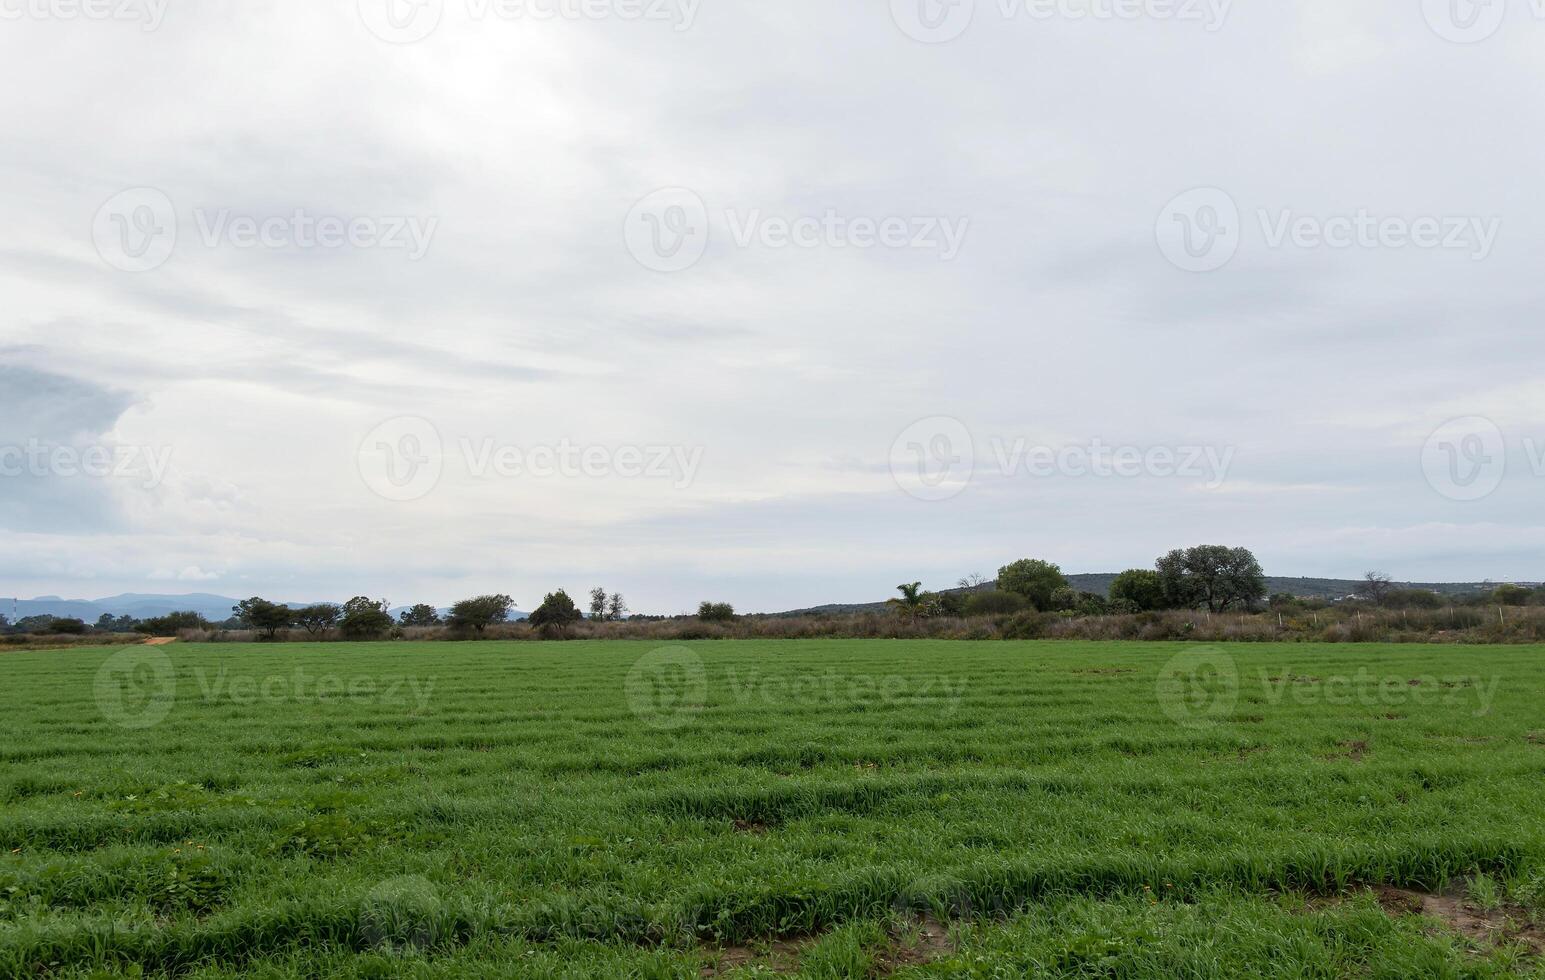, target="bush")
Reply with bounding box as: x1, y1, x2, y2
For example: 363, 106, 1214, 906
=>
963, 591, 1027, 617
1384, 589, 1443, 610
139, 611, 209, 637
698, 602, 736, 623
1494, 584, 1533, 606
47, 617, 88, 635
1000, 611, 1051, 639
